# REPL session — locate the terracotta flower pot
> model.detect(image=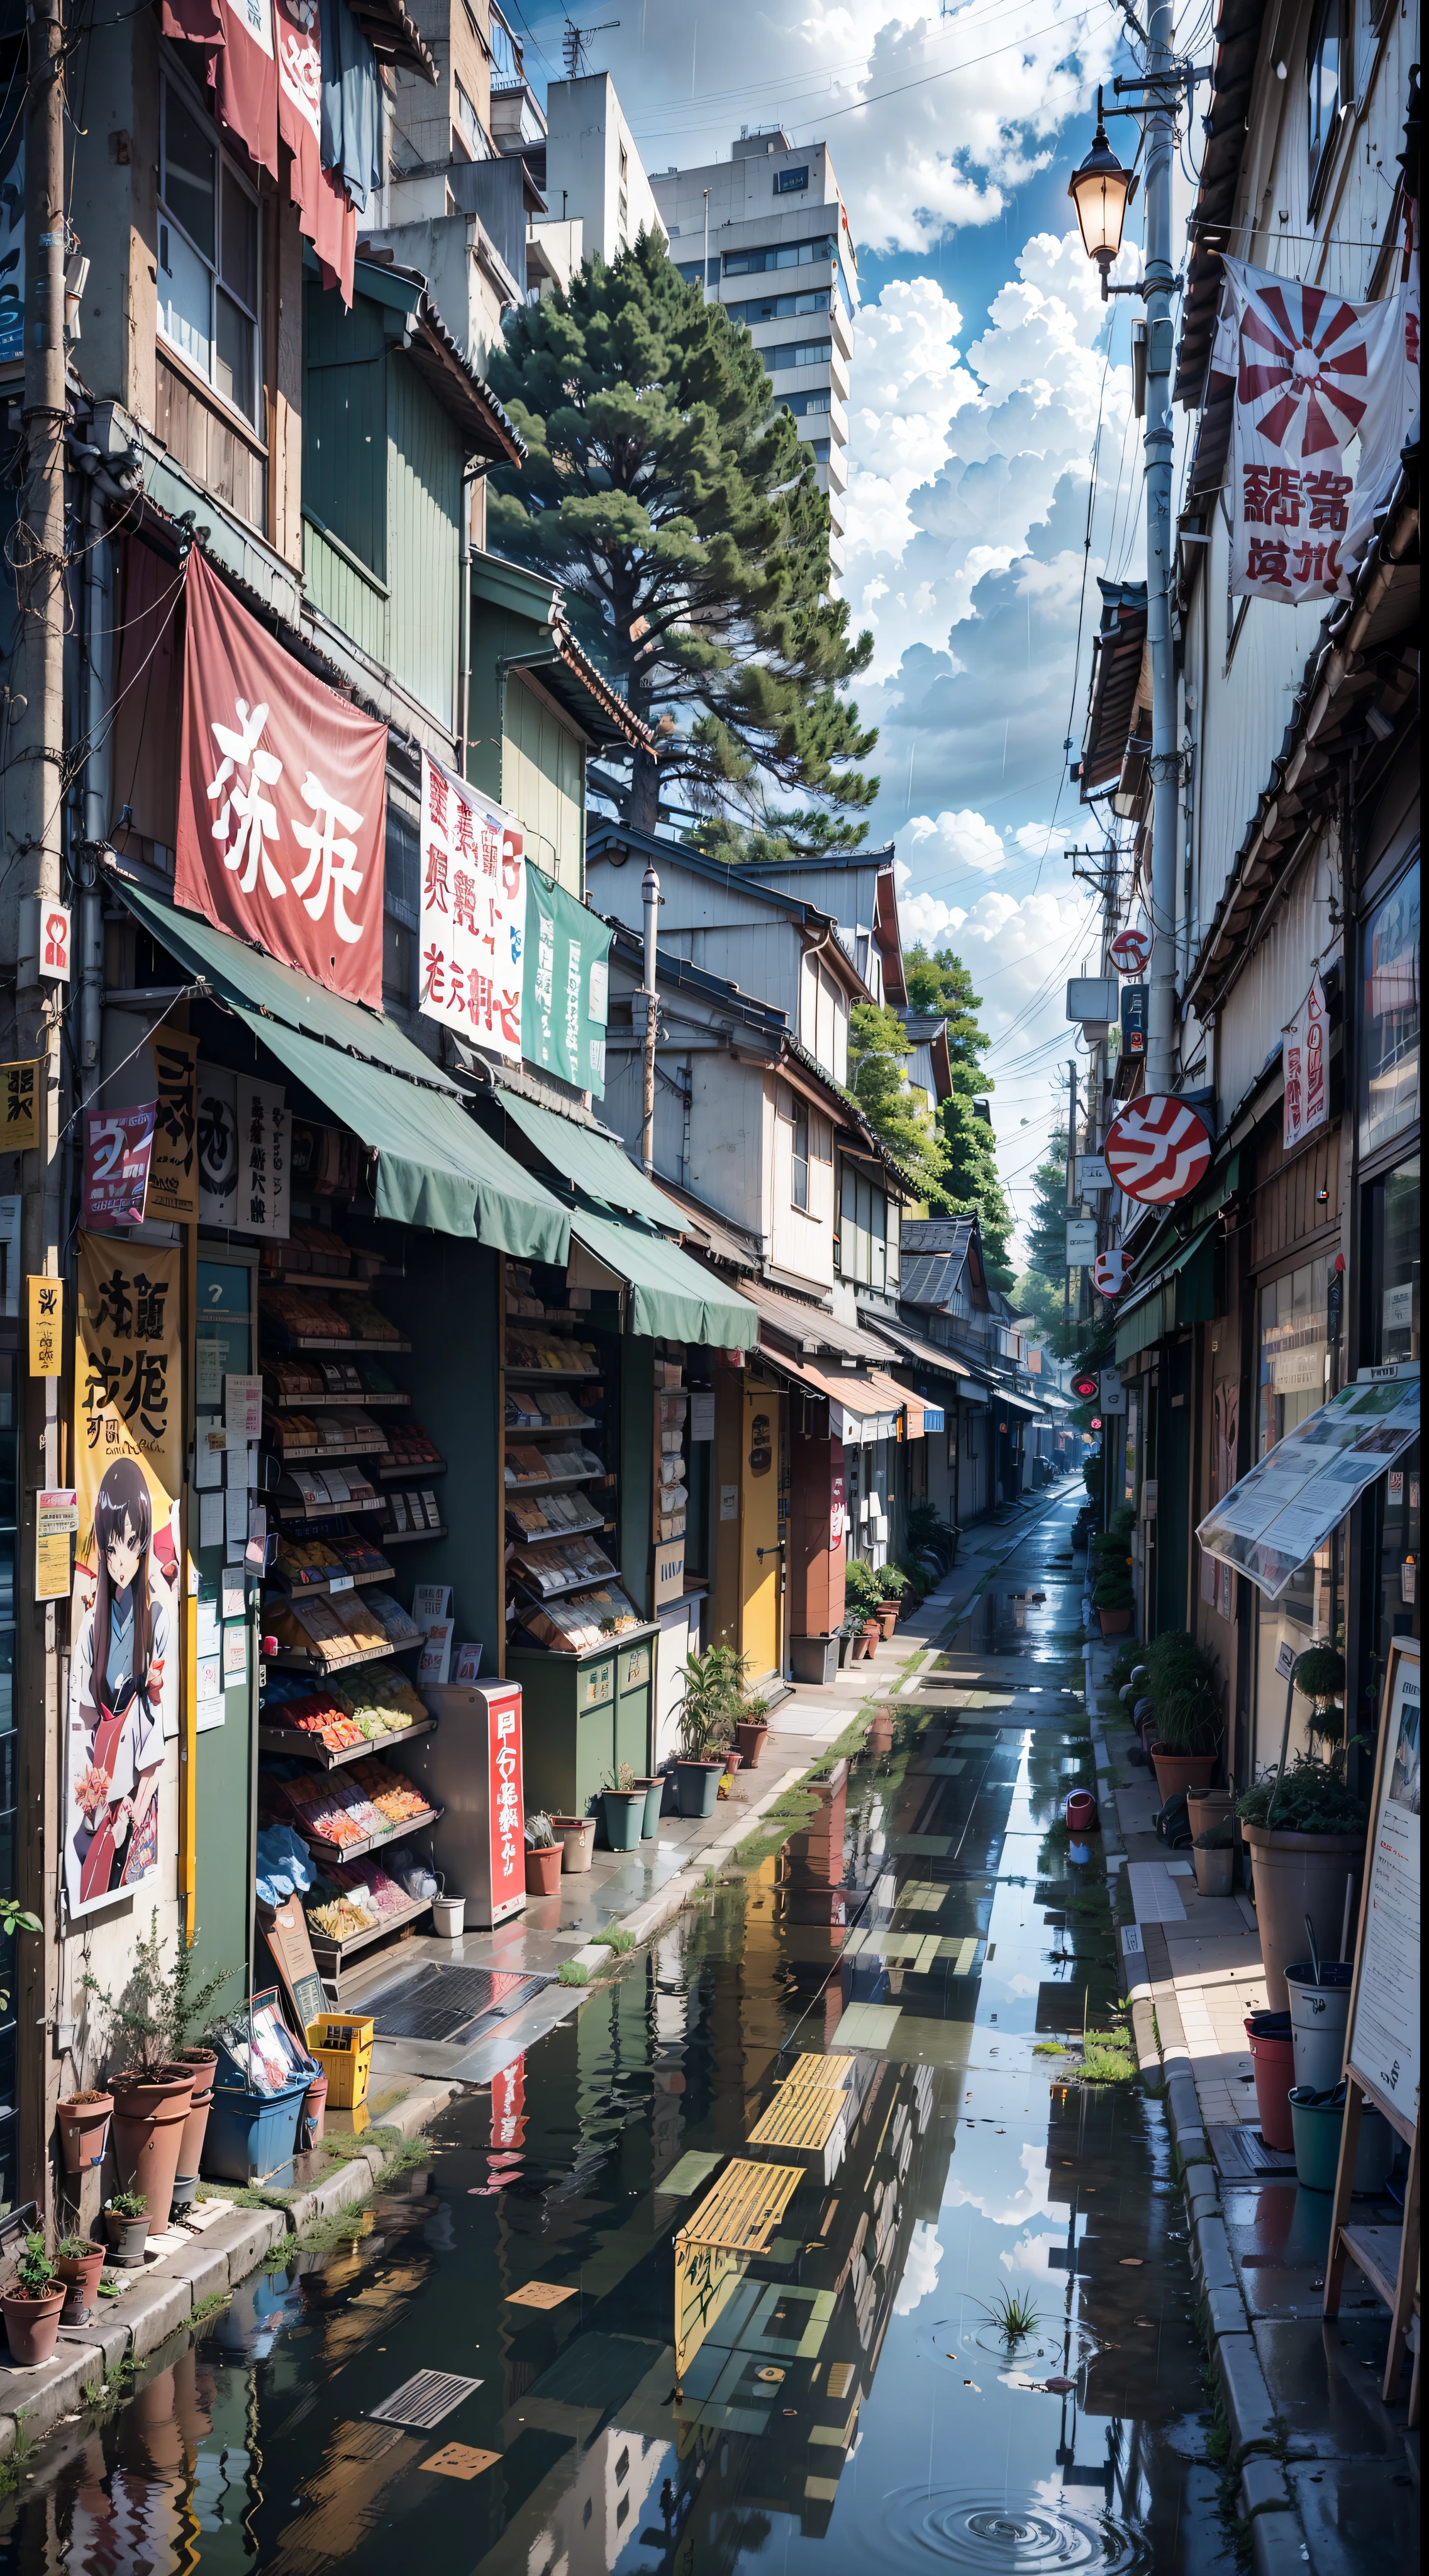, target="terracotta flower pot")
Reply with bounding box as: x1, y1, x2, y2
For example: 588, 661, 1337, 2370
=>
723, 1748, 743, 1775
2, 2286, 66, 2367
1098, 1606, 1133, 1636
735, 1721, 768, 1768
1242, 1823, 1366, 2012
57, 2090, 113, 2177
56, 2248, 105, 2324
110, 2065, 196, 2224
863, 1621, 882, 1656
303, 2069, 328, 2149
524, 1843, 564, 1897
1186, 1788, 1234, 1845
849, 1631, 869, 1661
172, 2051, 218, 2202
877, 1606, 898, 1639
1150, 1745, 1218, 1804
